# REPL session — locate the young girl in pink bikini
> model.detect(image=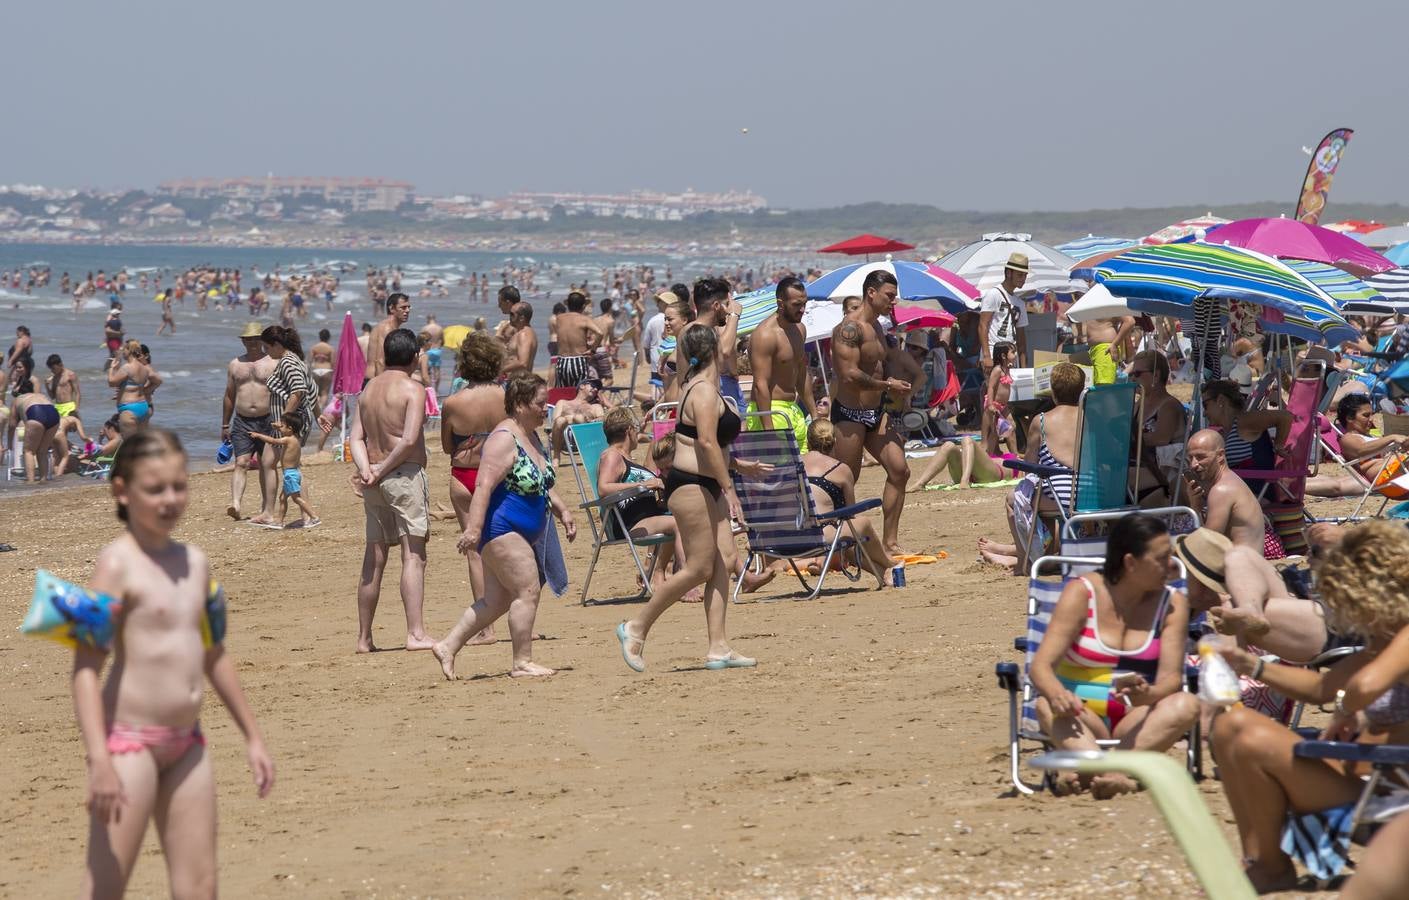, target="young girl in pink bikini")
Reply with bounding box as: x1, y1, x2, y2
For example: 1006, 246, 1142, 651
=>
73, 428, 274, 896
982, 341, 1018, 456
